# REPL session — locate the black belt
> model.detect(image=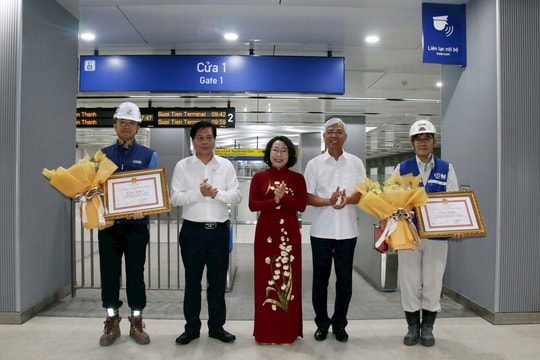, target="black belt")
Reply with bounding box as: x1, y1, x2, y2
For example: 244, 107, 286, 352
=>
183, 219, 229, 230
